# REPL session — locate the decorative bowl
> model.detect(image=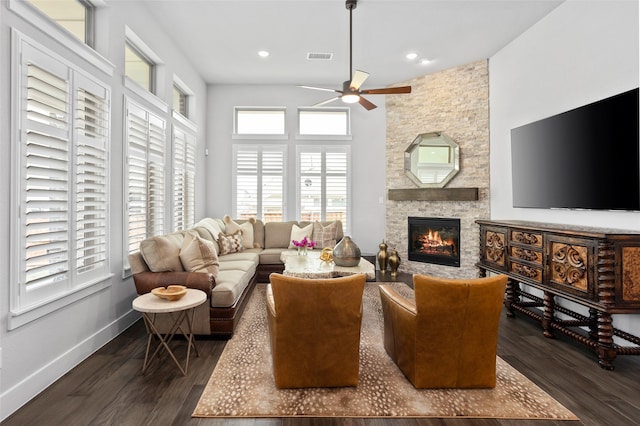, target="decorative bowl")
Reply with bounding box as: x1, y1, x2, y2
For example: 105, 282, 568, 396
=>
151, 285, 187, 301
